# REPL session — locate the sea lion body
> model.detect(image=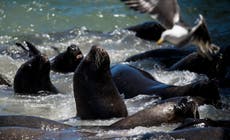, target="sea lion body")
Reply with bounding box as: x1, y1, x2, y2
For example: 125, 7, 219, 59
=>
169, 127, 230, 140
125, 47, 194, 67
111, 64, 220, 105
129, 127, 230, 140
73, 45, 127, 120
111, 64, 158, 98
13, 54, 59, 95
0, 115, 92, 140
170, 46, 230, 88
169, 52, 225, 79
111, 97, 198, 129
14, 42, 59, 95
0, 115, 71, 130
175, 118, 230, 130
